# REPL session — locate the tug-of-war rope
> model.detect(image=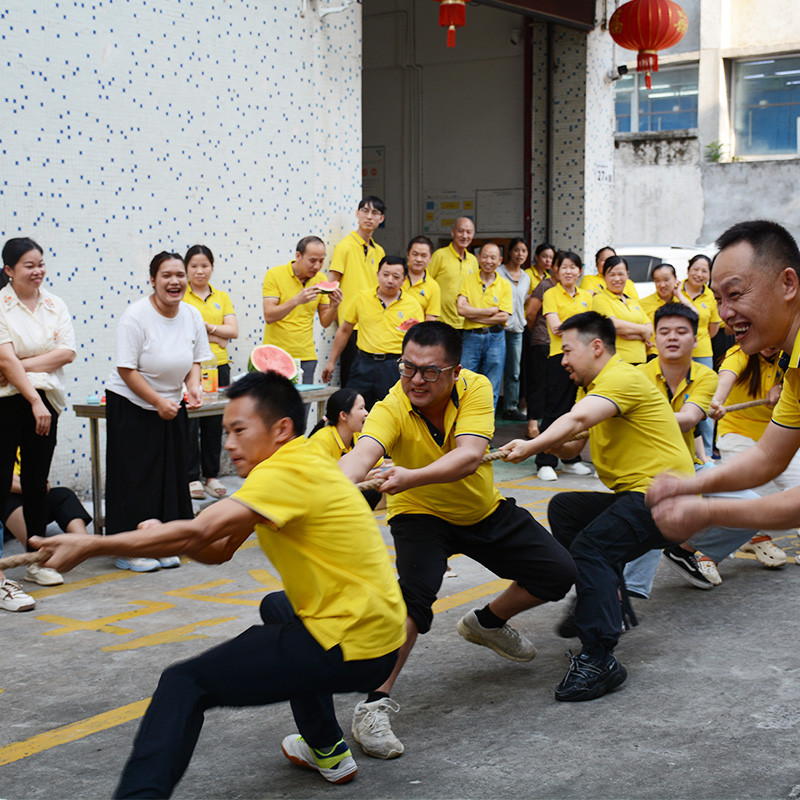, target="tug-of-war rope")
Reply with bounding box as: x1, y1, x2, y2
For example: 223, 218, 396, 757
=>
0, 398, 771, 573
